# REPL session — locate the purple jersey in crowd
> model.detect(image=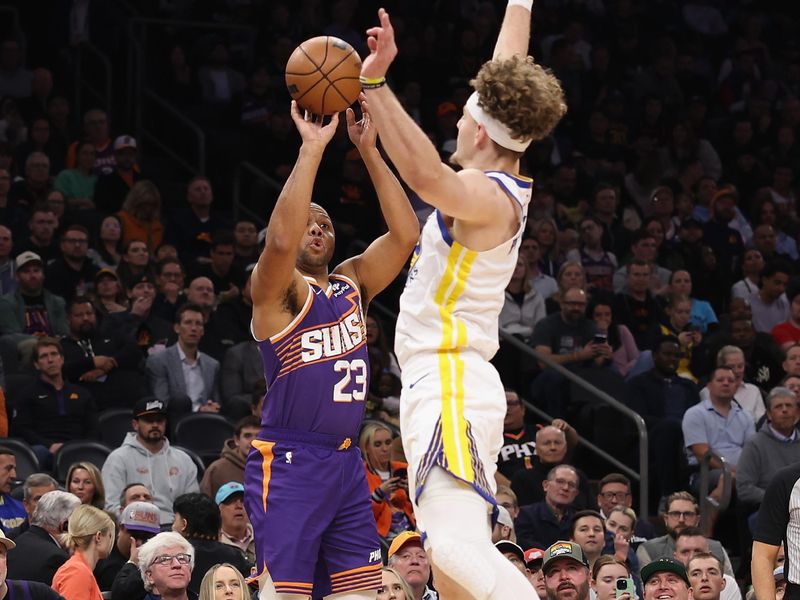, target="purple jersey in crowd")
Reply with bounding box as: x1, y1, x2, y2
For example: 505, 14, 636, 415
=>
256, 274, 370, 439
